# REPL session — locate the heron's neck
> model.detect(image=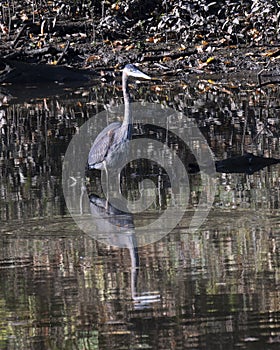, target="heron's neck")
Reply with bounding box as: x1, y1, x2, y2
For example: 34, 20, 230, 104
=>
122, 73, 132, 127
